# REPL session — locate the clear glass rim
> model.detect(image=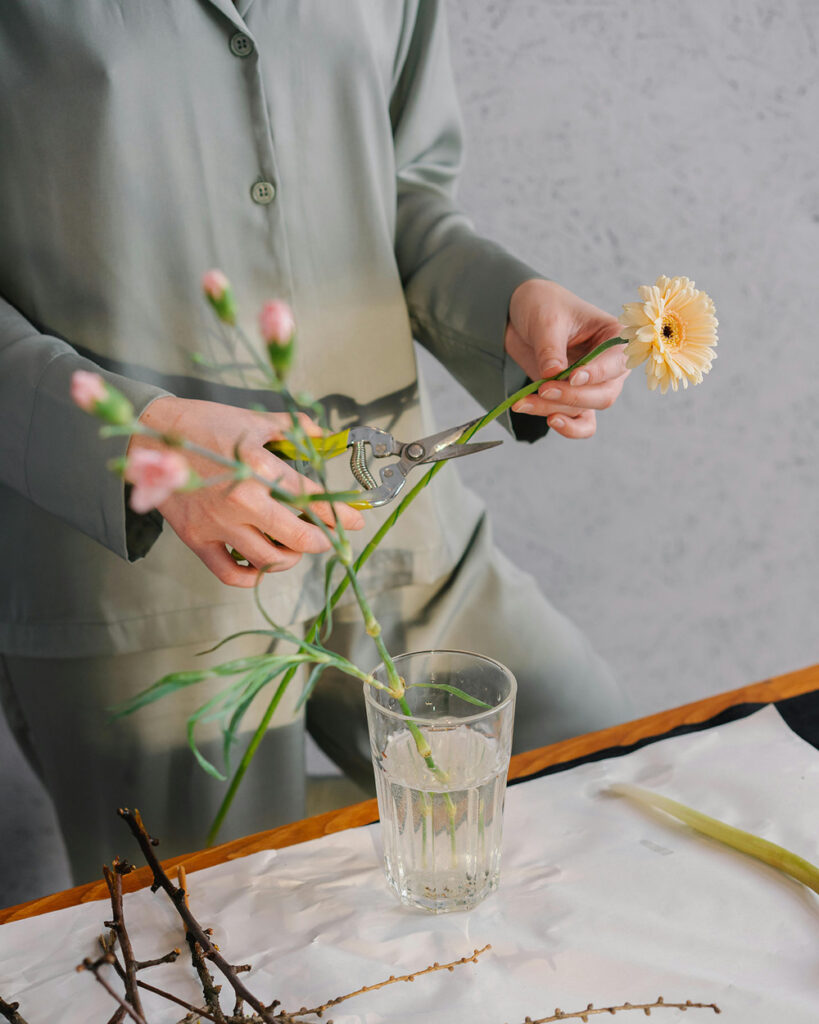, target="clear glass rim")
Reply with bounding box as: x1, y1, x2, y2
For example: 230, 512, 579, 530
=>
363, 649, 517, 726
